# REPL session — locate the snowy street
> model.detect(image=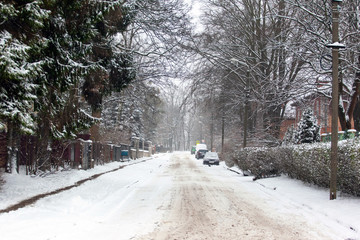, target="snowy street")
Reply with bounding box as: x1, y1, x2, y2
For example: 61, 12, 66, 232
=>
3, 1, 360, 239
0, 152, 359, 240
